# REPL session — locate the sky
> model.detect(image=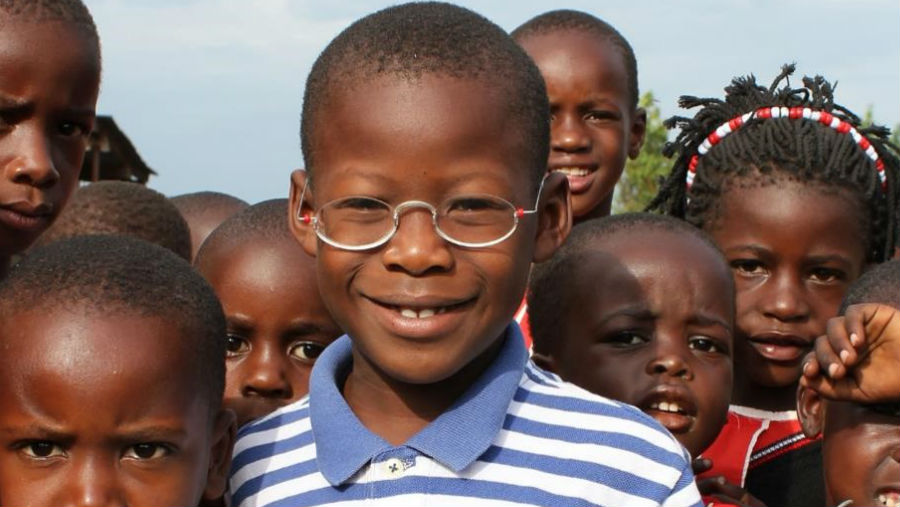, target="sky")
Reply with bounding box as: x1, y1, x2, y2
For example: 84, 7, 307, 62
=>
84, 0, 900, 204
